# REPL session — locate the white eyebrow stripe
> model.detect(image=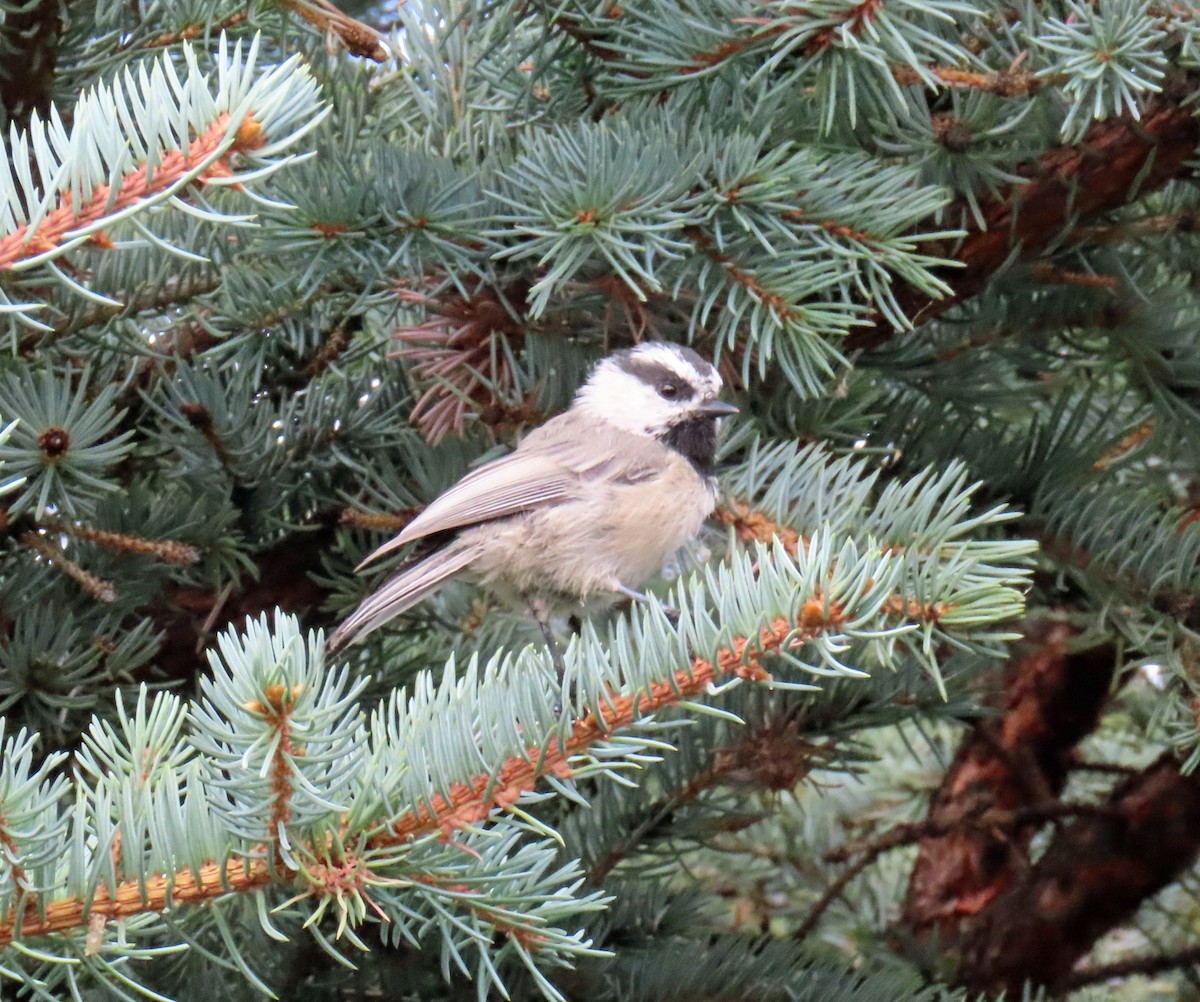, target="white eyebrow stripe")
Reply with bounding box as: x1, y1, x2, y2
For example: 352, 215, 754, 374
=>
623, 343, 723, 394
